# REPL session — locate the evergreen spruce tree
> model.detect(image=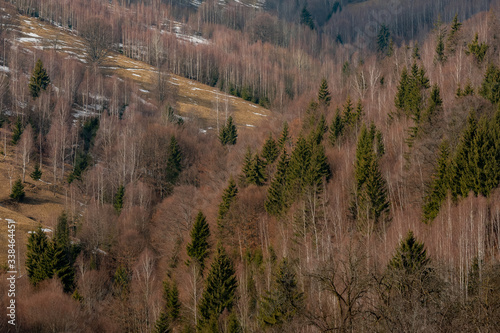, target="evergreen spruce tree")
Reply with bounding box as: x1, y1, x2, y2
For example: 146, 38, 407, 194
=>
354, 100, 364, 124
28, 59, 50, 98
227, 313, 242, 333
318, 78, 331, 107
422, 141, 451, 223
309, 114, 327, 145
53, 211, 77, 293
447, 14, 462, 53
277, 121, 290, 149
198, 243, 237, 330
423, 85, 443, 124
287, 136, 311, 197
265, 148, 290, 216
11, 118, 23, 145
240, 147, 253, 182
388, 230, 432, 294
329, 109, 344, 146
30, 162, 42, 181
226, 116, 238, 145
155, 279, 181, 332
10, 178, 25, 202
247, 154, 267, 186
466, 33, 489, 65
113, 185, 125, 213
165, 136, 182, 189
479, 63, 500, 104
377, 24, 391, 56
354, 125, 375, 190
470, 117, 499, 196
375, 130, 385, 158
186, 211, 211, 272
217, 177, 238, 232
452, 112, 478, 199
306, 141, 331, 188
300, 5, 314, 30
412, 42, 421, 60
259, 258, 304, 327
262, 133, 279, 165
154, 312, 171, 333
434, 18, 447, 63
342, 96, 355, 126
26, 225, 55, 286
